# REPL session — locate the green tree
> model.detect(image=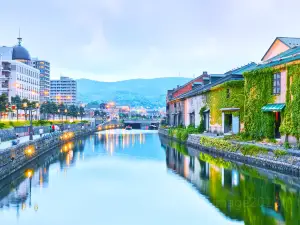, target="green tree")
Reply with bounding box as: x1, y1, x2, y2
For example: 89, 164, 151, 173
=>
68, 105, 78, 118
11, 95, 22, 120
0, 94, 8, 120
79, 106, 85, 121
94, 110, 100, 117
21, 99, 30, 120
